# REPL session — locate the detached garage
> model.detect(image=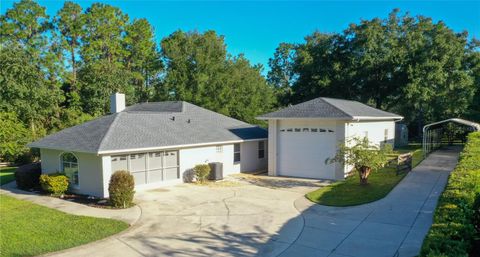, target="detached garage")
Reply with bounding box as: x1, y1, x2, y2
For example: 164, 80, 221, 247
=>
258, 97, 403, 180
